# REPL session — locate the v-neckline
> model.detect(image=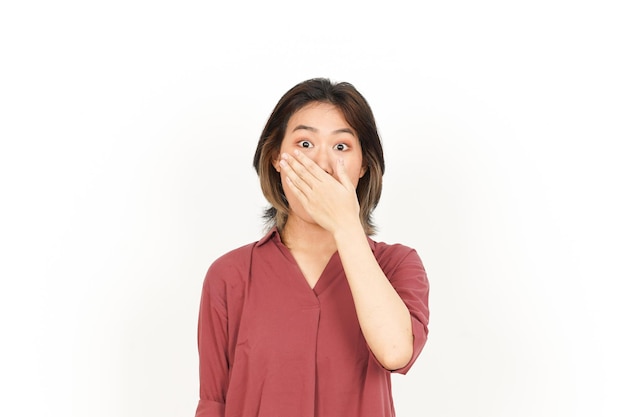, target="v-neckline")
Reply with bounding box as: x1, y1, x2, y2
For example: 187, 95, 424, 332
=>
307, 251, 339, 293
274, 238, 340, 295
